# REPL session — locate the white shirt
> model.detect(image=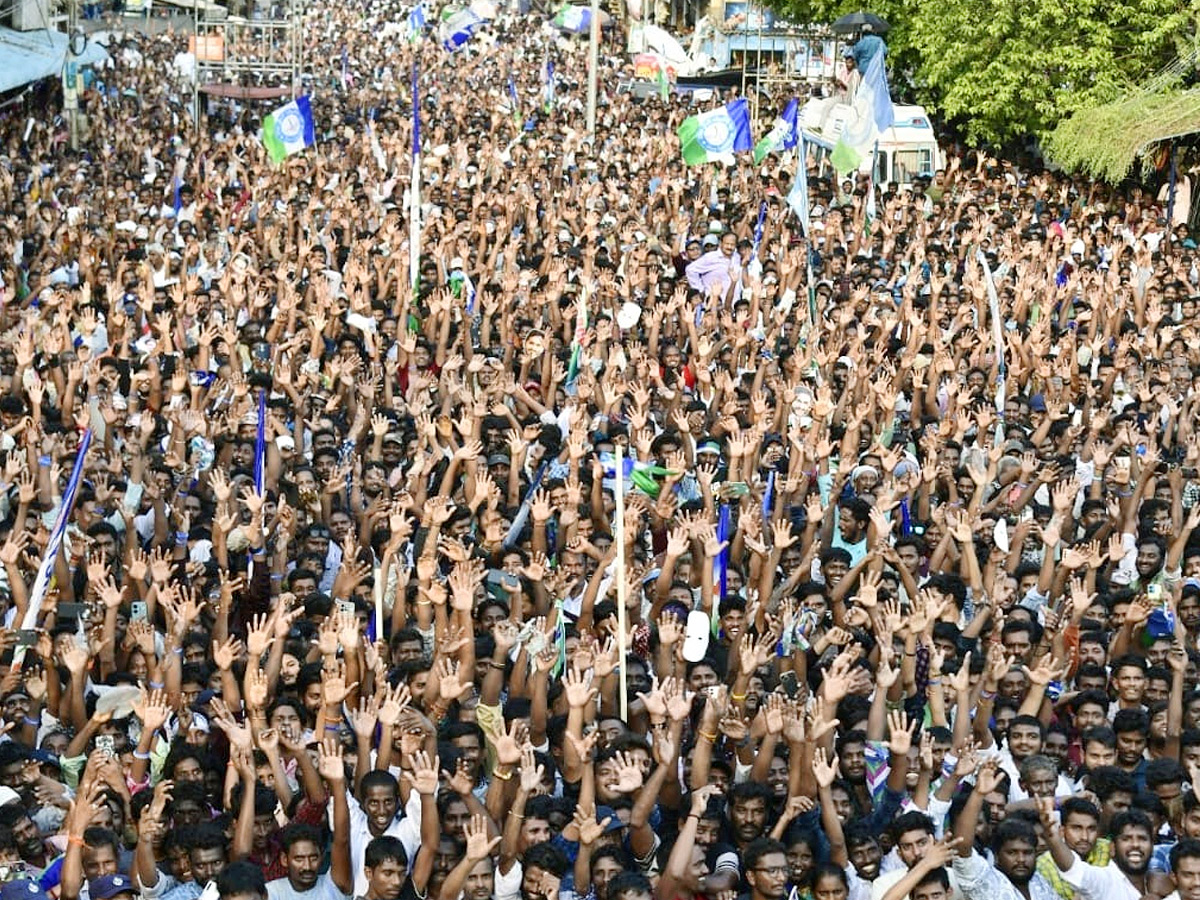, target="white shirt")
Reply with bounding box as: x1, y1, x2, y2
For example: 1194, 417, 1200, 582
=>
953, 850, 1057, 900
1060, 851, 1143, 900
338, 786, 425, 897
